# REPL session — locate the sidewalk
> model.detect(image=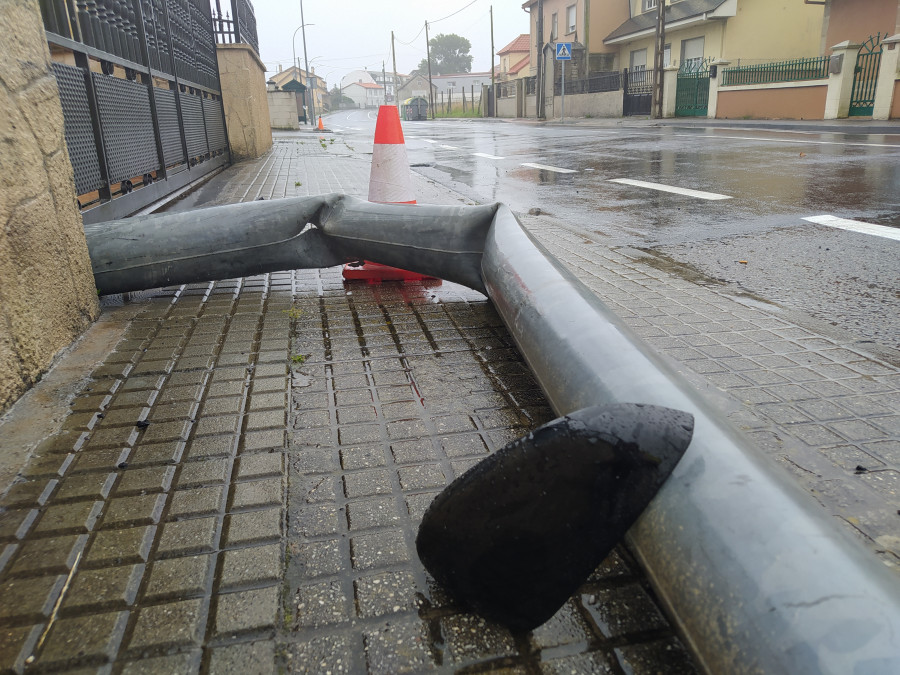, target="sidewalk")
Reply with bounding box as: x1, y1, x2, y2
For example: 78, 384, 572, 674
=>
1, 129, 898, 673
